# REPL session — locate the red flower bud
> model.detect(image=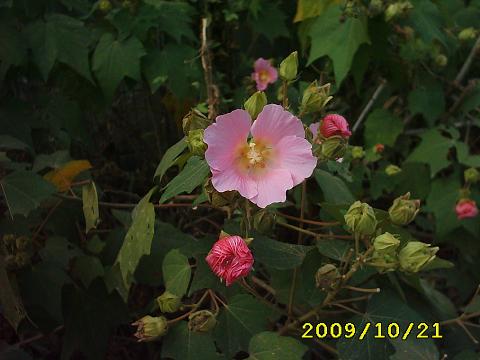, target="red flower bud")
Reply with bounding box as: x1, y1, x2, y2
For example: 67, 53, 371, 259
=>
455, 199, 478, 219
319, 114, 352, 139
